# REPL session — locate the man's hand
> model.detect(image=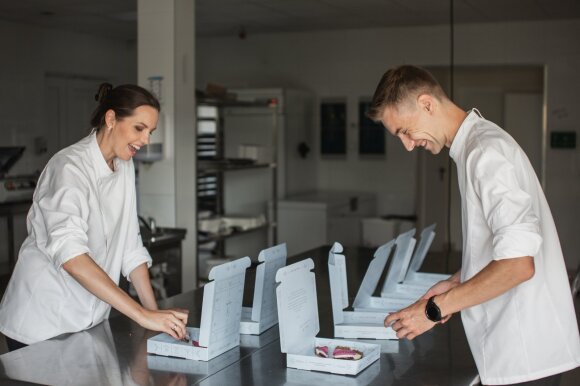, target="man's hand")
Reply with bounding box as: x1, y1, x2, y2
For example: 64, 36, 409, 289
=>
384, 298, 438, 340
421, 279, 460, 324
422, 279, 460, 300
